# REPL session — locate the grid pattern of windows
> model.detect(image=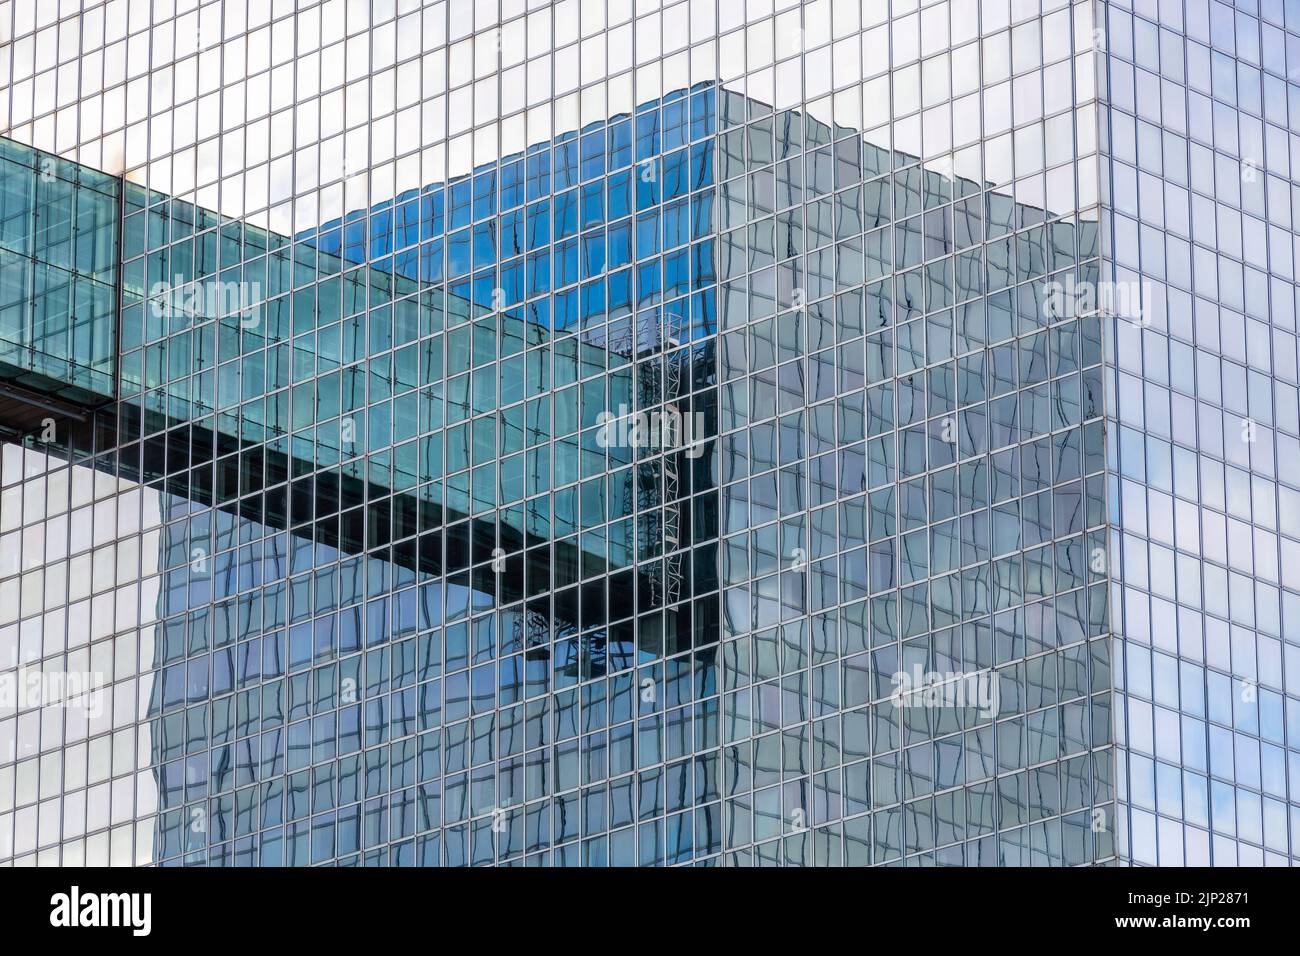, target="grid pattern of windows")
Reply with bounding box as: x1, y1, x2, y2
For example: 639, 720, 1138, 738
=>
0, 138, 119, 400
1102, 0, 1300, 866
1, 0, 1297, 868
